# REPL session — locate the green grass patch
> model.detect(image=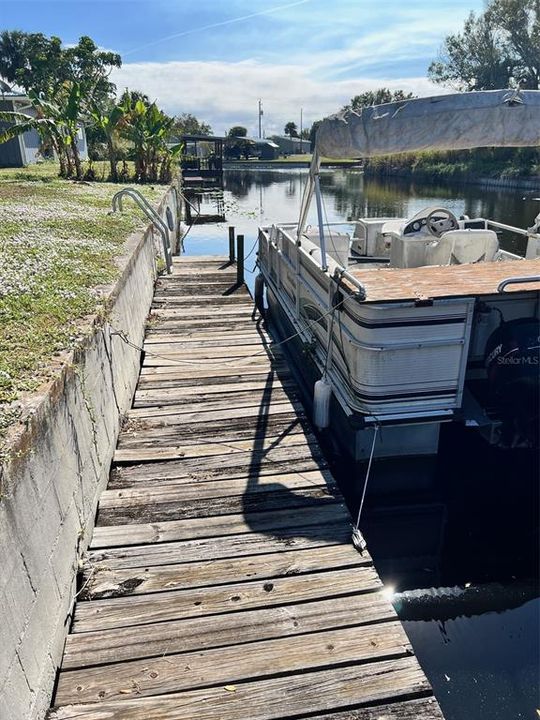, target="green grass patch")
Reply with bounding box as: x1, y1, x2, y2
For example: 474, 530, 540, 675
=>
0, 164, 164, 439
